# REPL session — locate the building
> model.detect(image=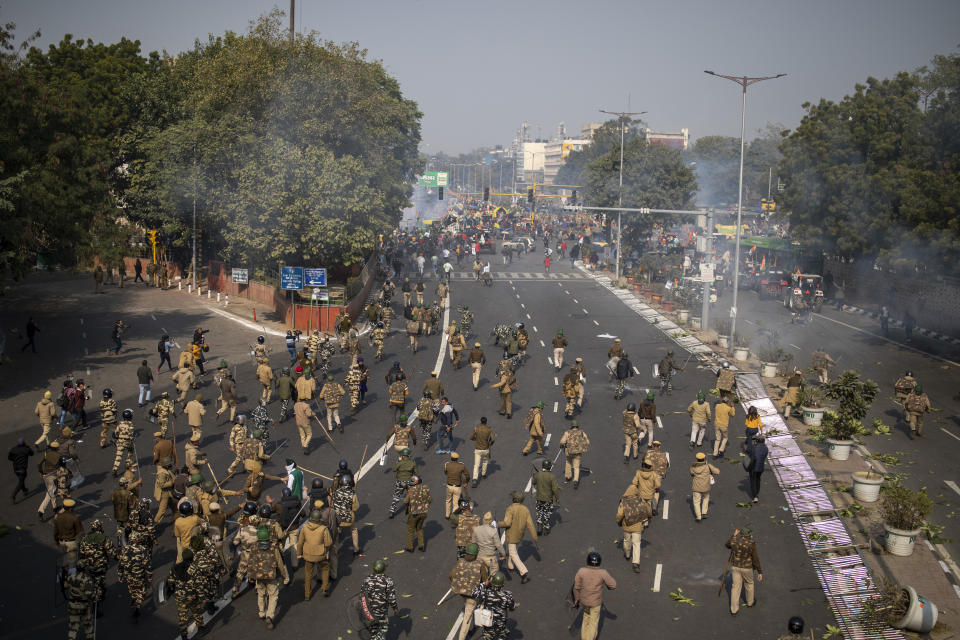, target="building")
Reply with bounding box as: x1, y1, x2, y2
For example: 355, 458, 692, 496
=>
544, 139, 589, 184
644, 127, 689, 150
516, 141, 546, 185
581, 122, 604, 140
